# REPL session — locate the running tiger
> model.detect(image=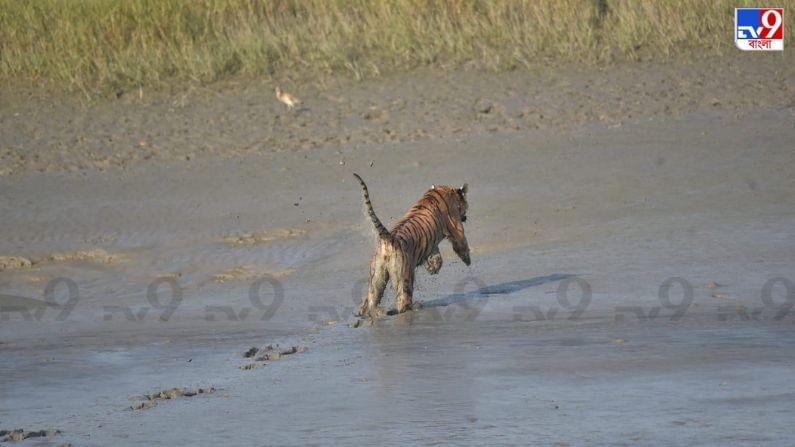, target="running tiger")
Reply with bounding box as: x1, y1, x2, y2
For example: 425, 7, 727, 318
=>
353, 173, 471, 319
